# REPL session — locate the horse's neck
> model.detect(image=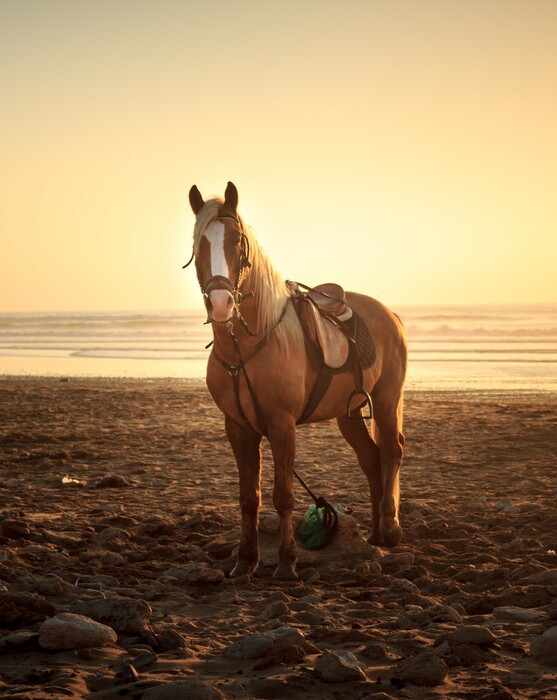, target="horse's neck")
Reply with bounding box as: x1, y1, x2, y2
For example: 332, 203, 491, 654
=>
211, 266, 283, 359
